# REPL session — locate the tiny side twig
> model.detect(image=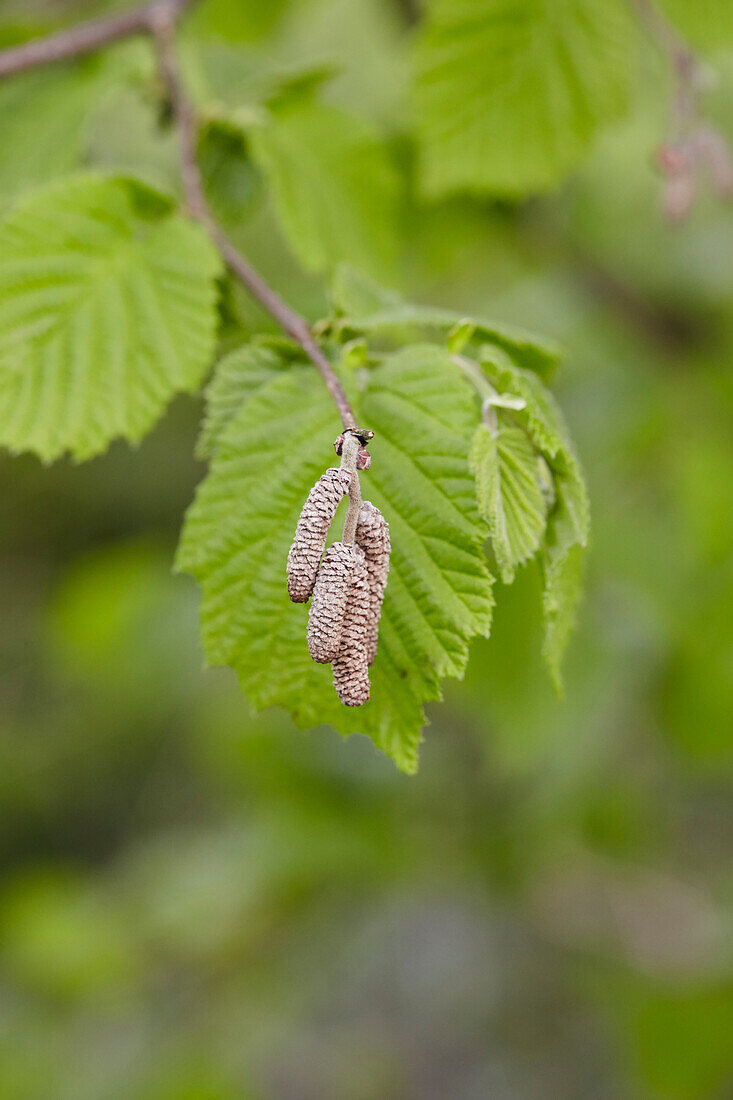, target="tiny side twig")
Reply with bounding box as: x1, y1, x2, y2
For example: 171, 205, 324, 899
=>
0, 0, 358, 432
